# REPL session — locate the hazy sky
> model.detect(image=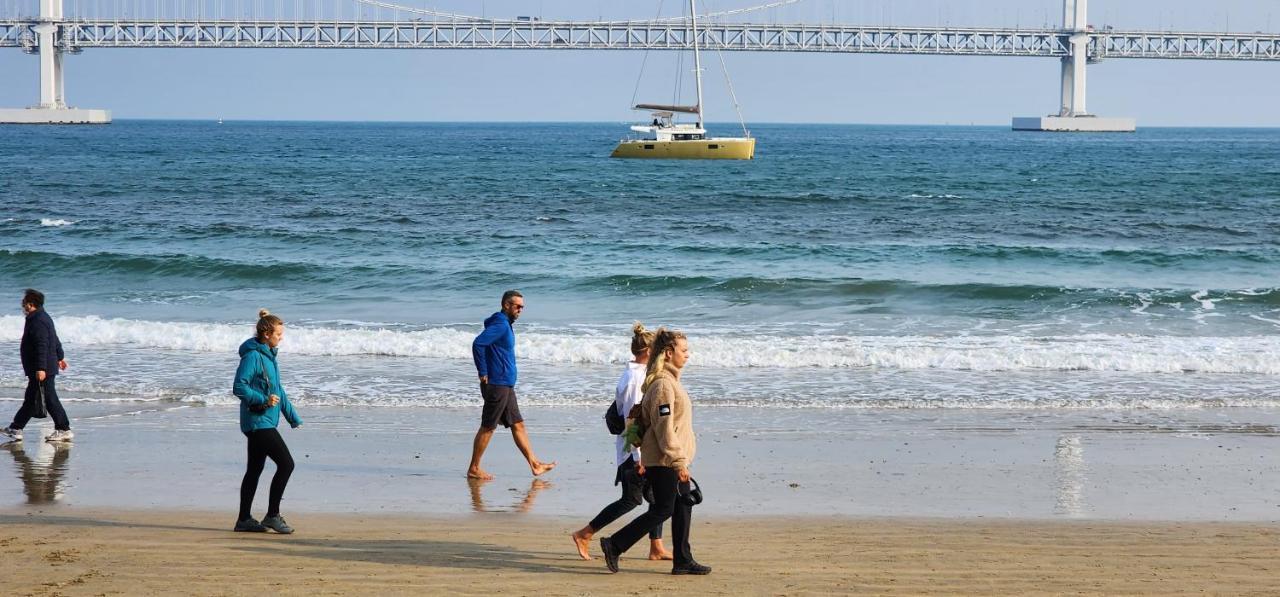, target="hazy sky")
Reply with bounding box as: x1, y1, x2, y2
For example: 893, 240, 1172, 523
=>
1, 0, 1278, 125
